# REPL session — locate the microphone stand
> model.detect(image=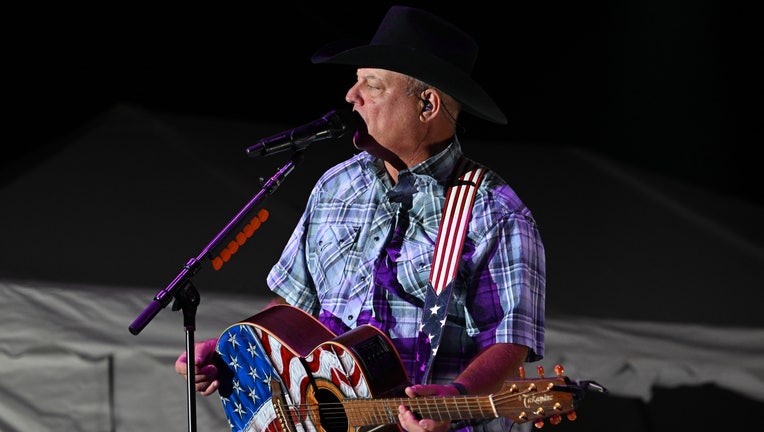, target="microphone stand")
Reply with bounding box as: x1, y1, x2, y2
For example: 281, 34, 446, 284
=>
128, 151, 304, 432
